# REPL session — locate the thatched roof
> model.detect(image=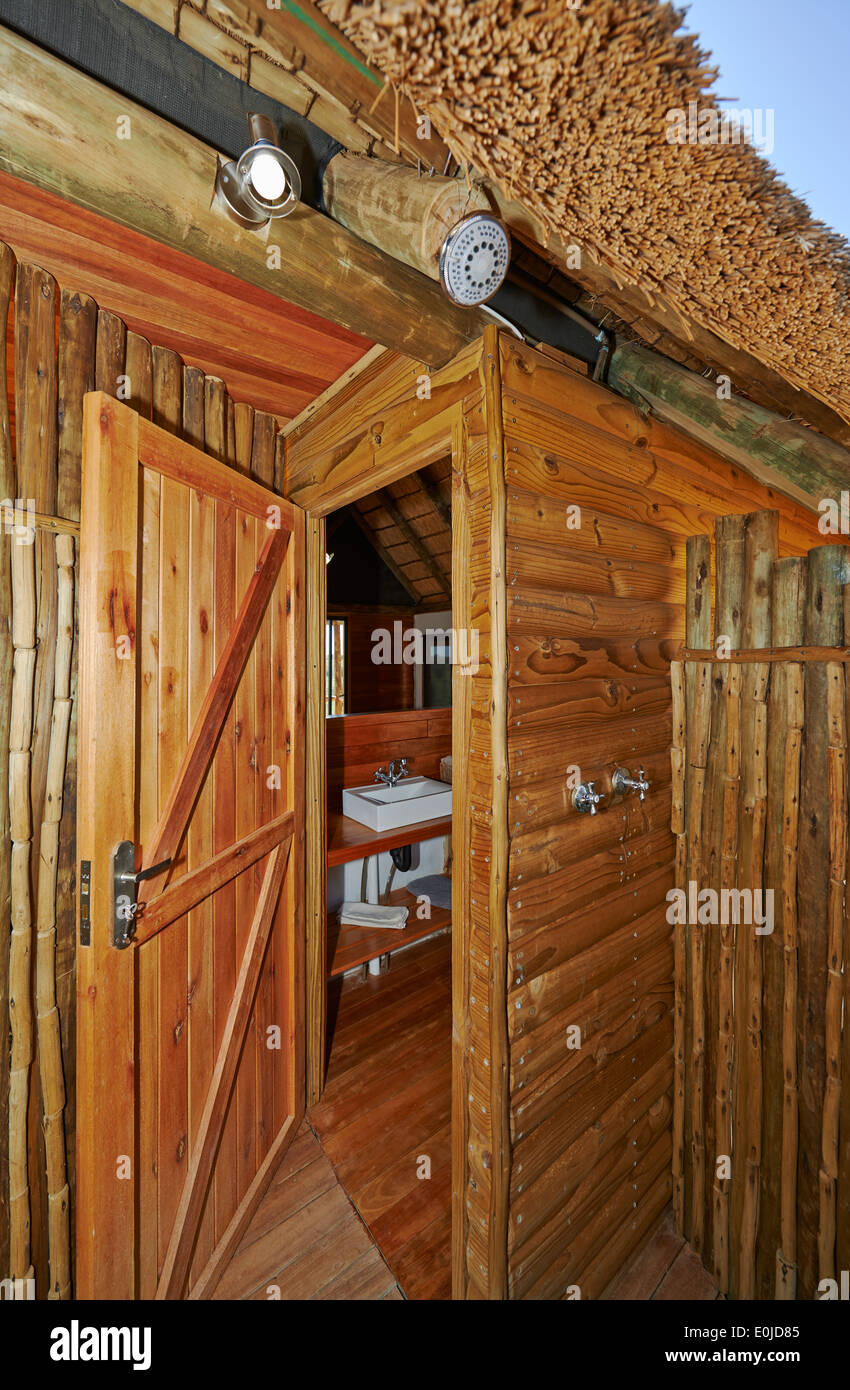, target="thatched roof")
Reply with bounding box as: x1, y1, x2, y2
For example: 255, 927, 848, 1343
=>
320, 0, 850, 432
